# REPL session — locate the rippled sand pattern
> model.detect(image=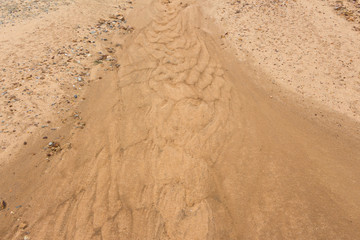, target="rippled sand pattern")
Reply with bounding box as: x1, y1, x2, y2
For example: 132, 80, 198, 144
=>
4, 0, 238, 239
